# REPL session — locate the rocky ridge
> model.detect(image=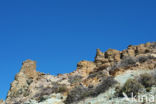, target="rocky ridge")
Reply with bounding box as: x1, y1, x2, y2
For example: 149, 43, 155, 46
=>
1, 42, 156, 104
